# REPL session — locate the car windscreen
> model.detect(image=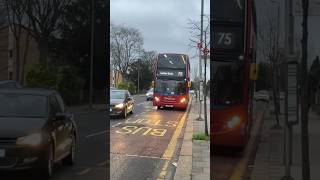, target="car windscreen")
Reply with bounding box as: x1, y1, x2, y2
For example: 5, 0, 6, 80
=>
0, 94, 48, 117
155, 80, 186, 96
110, 91, 125, 99
212, 61, 244, 106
